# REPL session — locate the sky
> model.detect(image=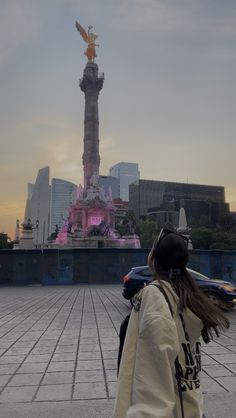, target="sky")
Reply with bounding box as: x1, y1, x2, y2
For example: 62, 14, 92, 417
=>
1, 0, 236, 239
